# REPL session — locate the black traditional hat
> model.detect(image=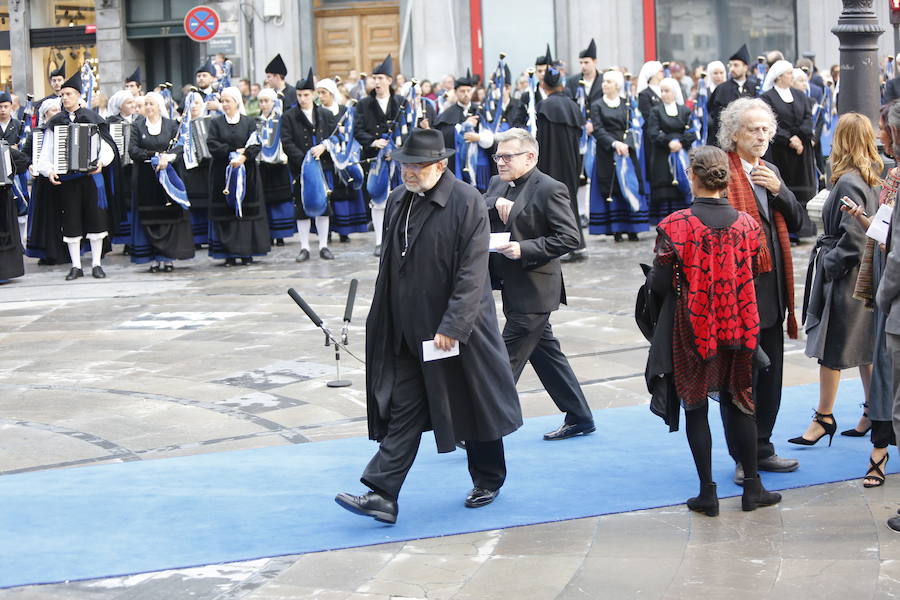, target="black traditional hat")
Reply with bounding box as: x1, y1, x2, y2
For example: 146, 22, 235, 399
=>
265, 53, 287, 77
297, 67, 316, 91
49, 63, 66, 79
729, 44, 751, 66
125, 67, 141, 85
579, 39, 597, 60
535, 44, 553, 67
196, 59, 216, 76
543, 65, 562, 88
372, 54, 393, 78
391, 128, 455, 163
0, 92, 11, 104
454, 68, 475, 89
60, 71, 83, 93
